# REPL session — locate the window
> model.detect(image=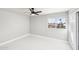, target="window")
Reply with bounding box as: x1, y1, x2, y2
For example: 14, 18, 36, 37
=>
48, 17, 66, 29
